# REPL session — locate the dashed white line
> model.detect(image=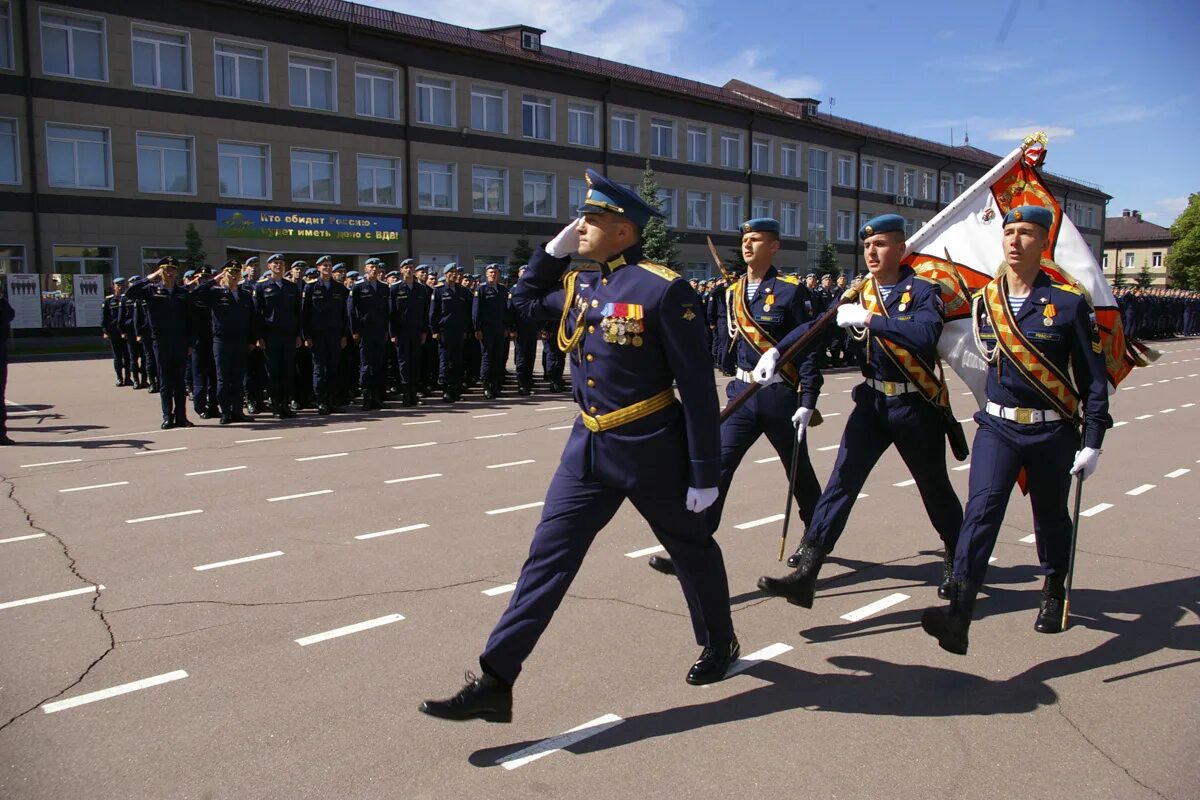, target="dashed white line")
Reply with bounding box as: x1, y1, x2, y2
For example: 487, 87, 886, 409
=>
856, 492, 869, 499
473, 412, 508, 419
1140, 383, 1153, 387
498, 714, 625, 770
482, 583, 517, 596
1161, 408, 1177, 414
0, 533, 47, 545
185, 466, 247, 477
725, 642, 794, 678
59, 481, 129, 493
266, 490, 333, 502
194, 551, 284, 571
1165, 468, 1191, 479
1080, 503, 1113, 517
1120, 386, 1136, 391
295, 453, 348, 462
1019, 534, 1037, 544
624, 544, 666, 558
486, 501, 545, 515
1135, 414, 1153, 420
126, 509, 203, 524
734, 514, 785, 530
487, 460, 536, 469
294, 614, 405, 646
1157, 379, 1171, 384
953, 463, 971, 471
823, 412, 842, 418
41, 670, 188, 714
474, 433, 517, 439
383, 473, 442, 484
392, 441, 437, 450
235, 436, 282, 444
548, 424, 574, 431
536, 406, 568, 412
20, 459, 82, 468
0, 584, 104, 611
402, 419, 440, 426
817, 444, 840, 451
1126, 484, 1155, 496
841, 593, 910, 623
1112, 421, 1128, 427
323, 426, 367, 434
754, 455, 781, 464
135, 447, 188, 456
893, 479, 916, 488
1183, 403, 1196, 408
355, 523, 430, 540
